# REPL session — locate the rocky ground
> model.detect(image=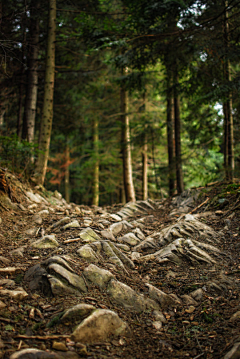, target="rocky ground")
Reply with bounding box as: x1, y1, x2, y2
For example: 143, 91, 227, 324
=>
0, 171, 240, 359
